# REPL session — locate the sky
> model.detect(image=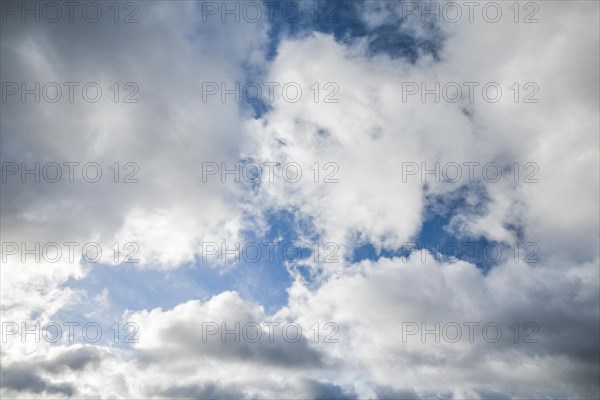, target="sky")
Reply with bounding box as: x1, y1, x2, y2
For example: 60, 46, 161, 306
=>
0, 0, 599, 398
